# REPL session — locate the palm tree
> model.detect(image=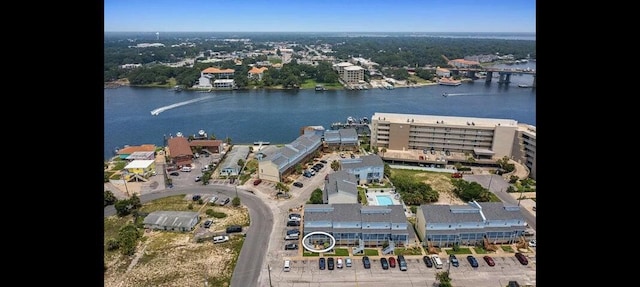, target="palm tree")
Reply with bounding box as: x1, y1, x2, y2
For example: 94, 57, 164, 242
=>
331, 160, 341, 171
380, 147, 387, 157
